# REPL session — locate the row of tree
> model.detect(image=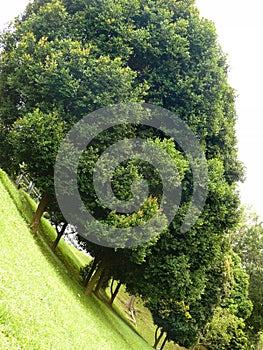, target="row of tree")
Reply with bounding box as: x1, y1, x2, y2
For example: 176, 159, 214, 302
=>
1, 0, 261, 348
80, 209, 263, 350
